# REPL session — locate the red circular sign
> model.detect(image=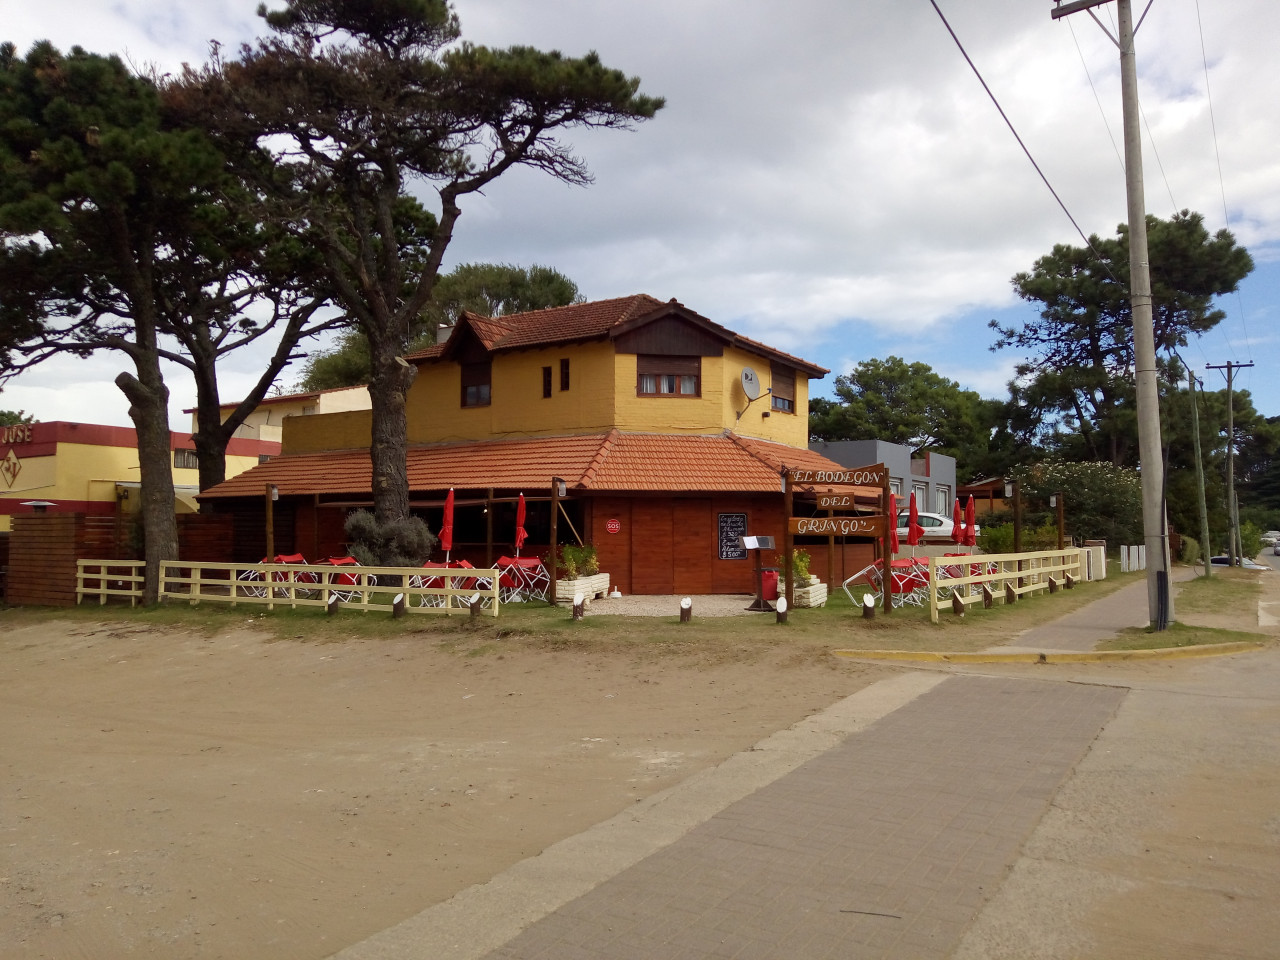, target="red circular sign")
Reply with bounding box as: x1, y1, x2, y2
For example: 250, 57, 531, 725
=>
606, 518, 622, 534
